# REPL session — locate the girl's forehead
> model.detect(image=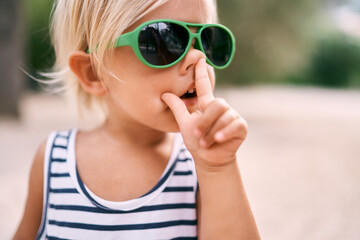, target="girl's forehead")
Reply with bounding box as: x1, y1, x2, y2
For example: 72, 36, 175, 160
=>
118, 0, 217, 39
141, 0, 215, 24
